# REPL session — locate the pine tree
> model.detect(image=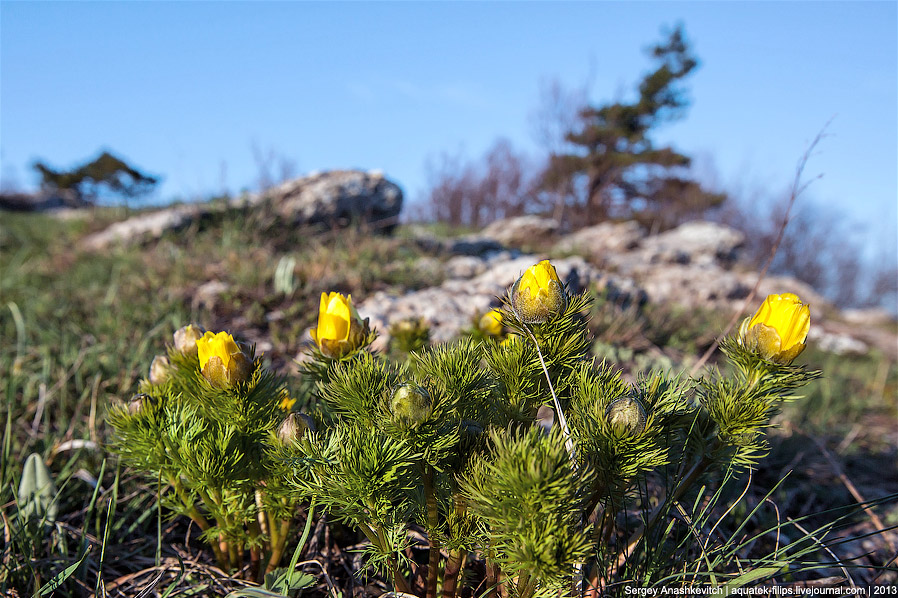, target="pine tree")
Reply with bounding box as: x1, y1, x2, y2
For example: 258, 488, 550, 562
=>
542, 26, 725, 229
